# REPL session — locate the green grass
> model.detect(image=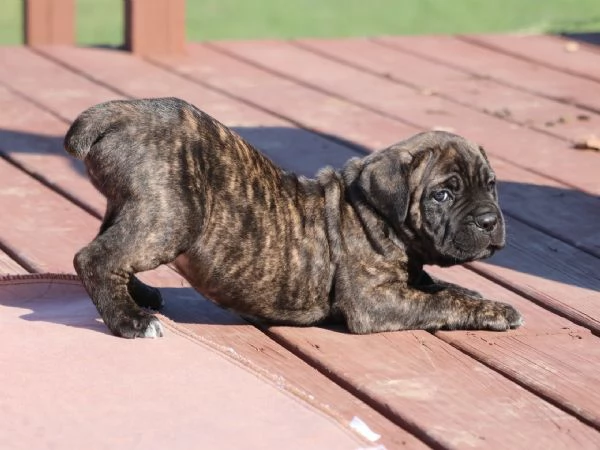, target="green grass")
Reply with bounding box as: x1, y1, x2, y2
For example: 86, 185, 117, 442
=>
1, 0, 599, 45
